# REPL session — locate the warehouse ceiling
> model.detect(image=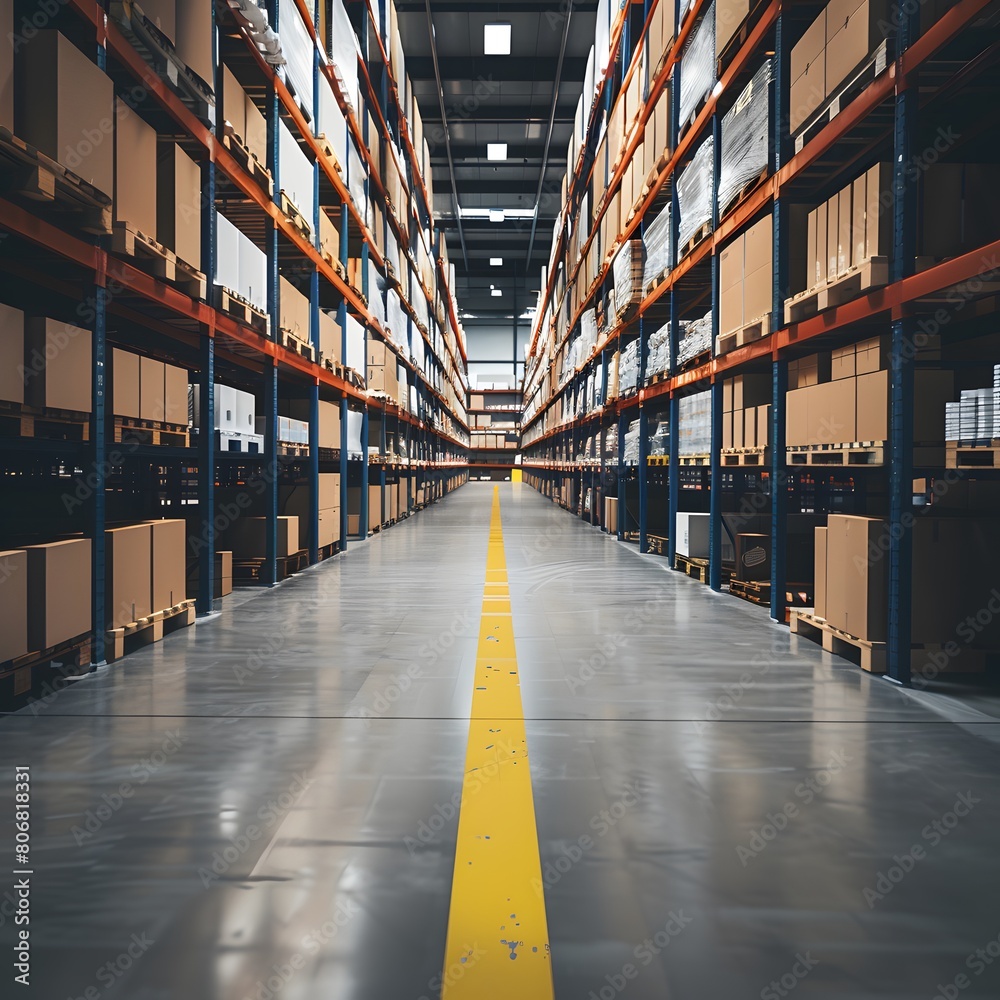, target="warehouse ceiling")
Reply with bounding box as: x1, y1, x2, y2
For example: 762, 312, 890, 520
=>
396, 1, 598, 322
